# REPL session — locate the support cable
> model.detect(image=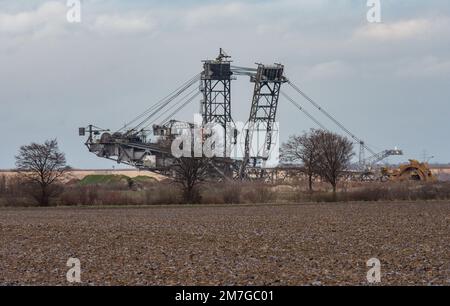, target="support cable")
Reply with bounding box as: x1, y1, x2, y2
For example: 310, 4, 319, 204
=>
131, 75, 200, 132
287, 80, 376, 156
281, 91, 328, 131
160, 91, 202, 125
117, 73, 201, 132
142, 85, 199, 130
